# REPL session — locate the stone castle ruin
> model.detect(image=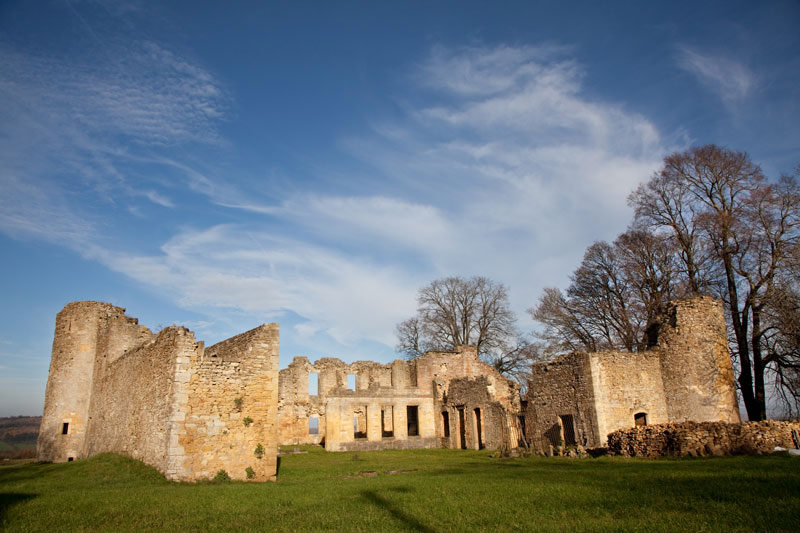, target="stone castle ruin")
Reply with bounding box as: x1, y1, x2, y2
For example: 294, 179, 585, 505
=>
38, 296, 744, 481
